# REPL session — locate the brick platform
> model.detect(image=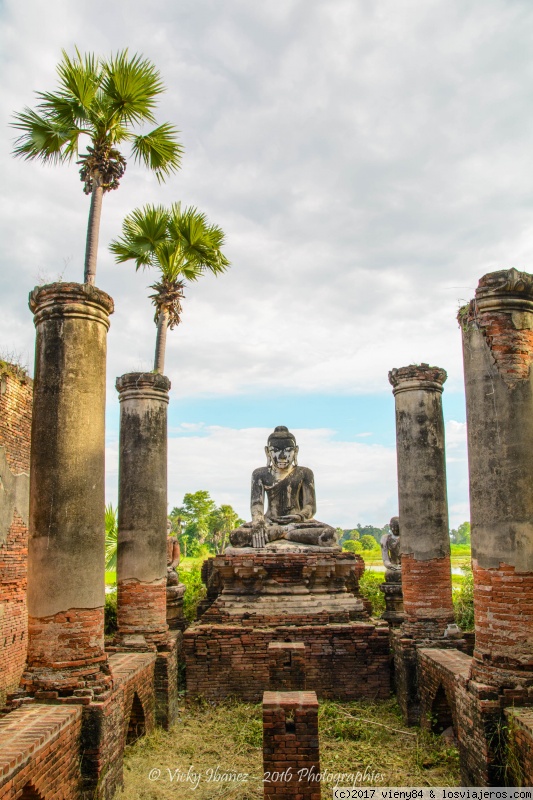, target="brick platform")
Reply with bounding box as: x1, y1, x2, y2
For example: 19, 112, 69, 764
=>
186, 548, 390, 701
391, 629, 470, 726
417, 646, 533, 785
79, 651, 157, 799
418, 647, 472, 735
268, 642, 306, 691
0, 704, 82, 800
186, 622, 390, 701
263, 690, 321, 799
